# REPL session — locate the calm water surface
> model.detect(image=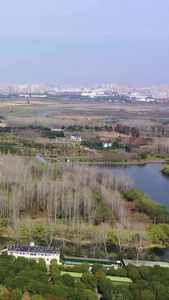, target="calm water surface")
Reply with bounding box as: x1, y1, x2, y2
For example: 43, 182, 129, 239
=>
76, 163, 169, 211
